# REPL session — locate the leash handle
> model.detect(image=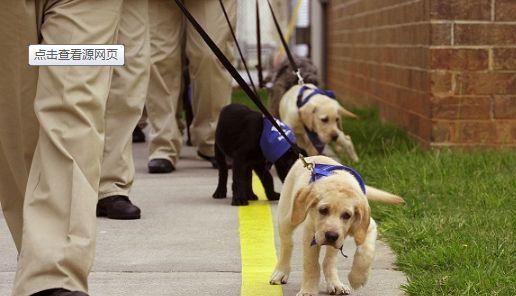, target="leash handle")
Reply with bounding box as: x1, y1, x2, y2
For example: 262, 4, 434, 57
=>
266, 0, 304, 85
